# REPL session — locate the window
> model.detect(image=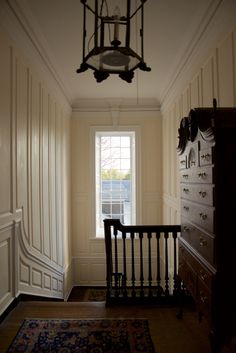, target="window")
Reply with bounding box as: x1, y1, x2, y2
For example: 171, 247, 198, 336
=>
95, 131, 136, 237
